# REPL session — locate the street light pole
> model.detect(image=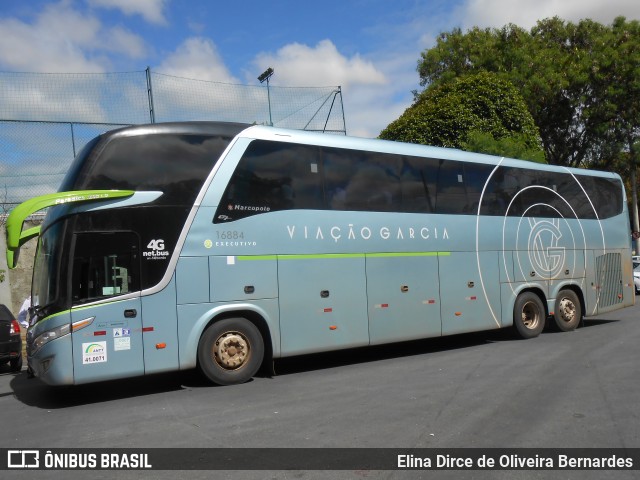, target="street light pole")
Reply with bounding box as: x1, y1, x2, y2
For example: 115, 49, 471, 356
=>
258, 67, 274, 126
